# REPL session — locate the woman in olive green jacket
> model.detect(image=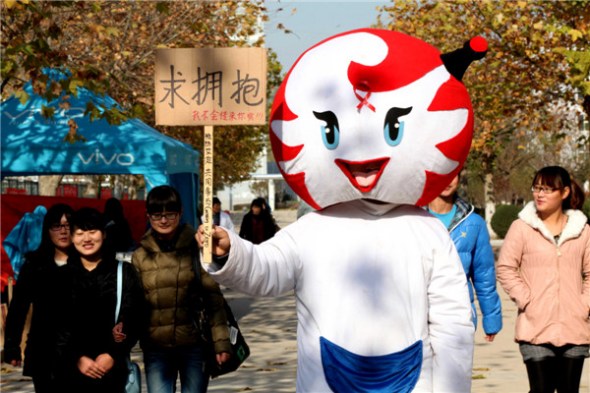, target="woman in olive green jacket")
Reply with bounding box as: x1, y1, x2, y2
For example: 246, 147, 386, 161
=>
132, 186, 231, 393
